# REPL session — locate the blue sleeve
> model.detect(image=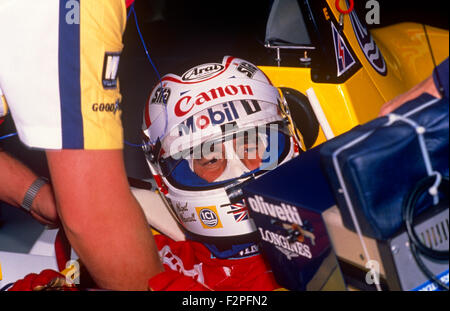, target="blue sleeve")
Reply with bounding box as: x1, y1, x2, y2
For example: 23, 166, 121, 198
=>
433, 57, 449, 99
